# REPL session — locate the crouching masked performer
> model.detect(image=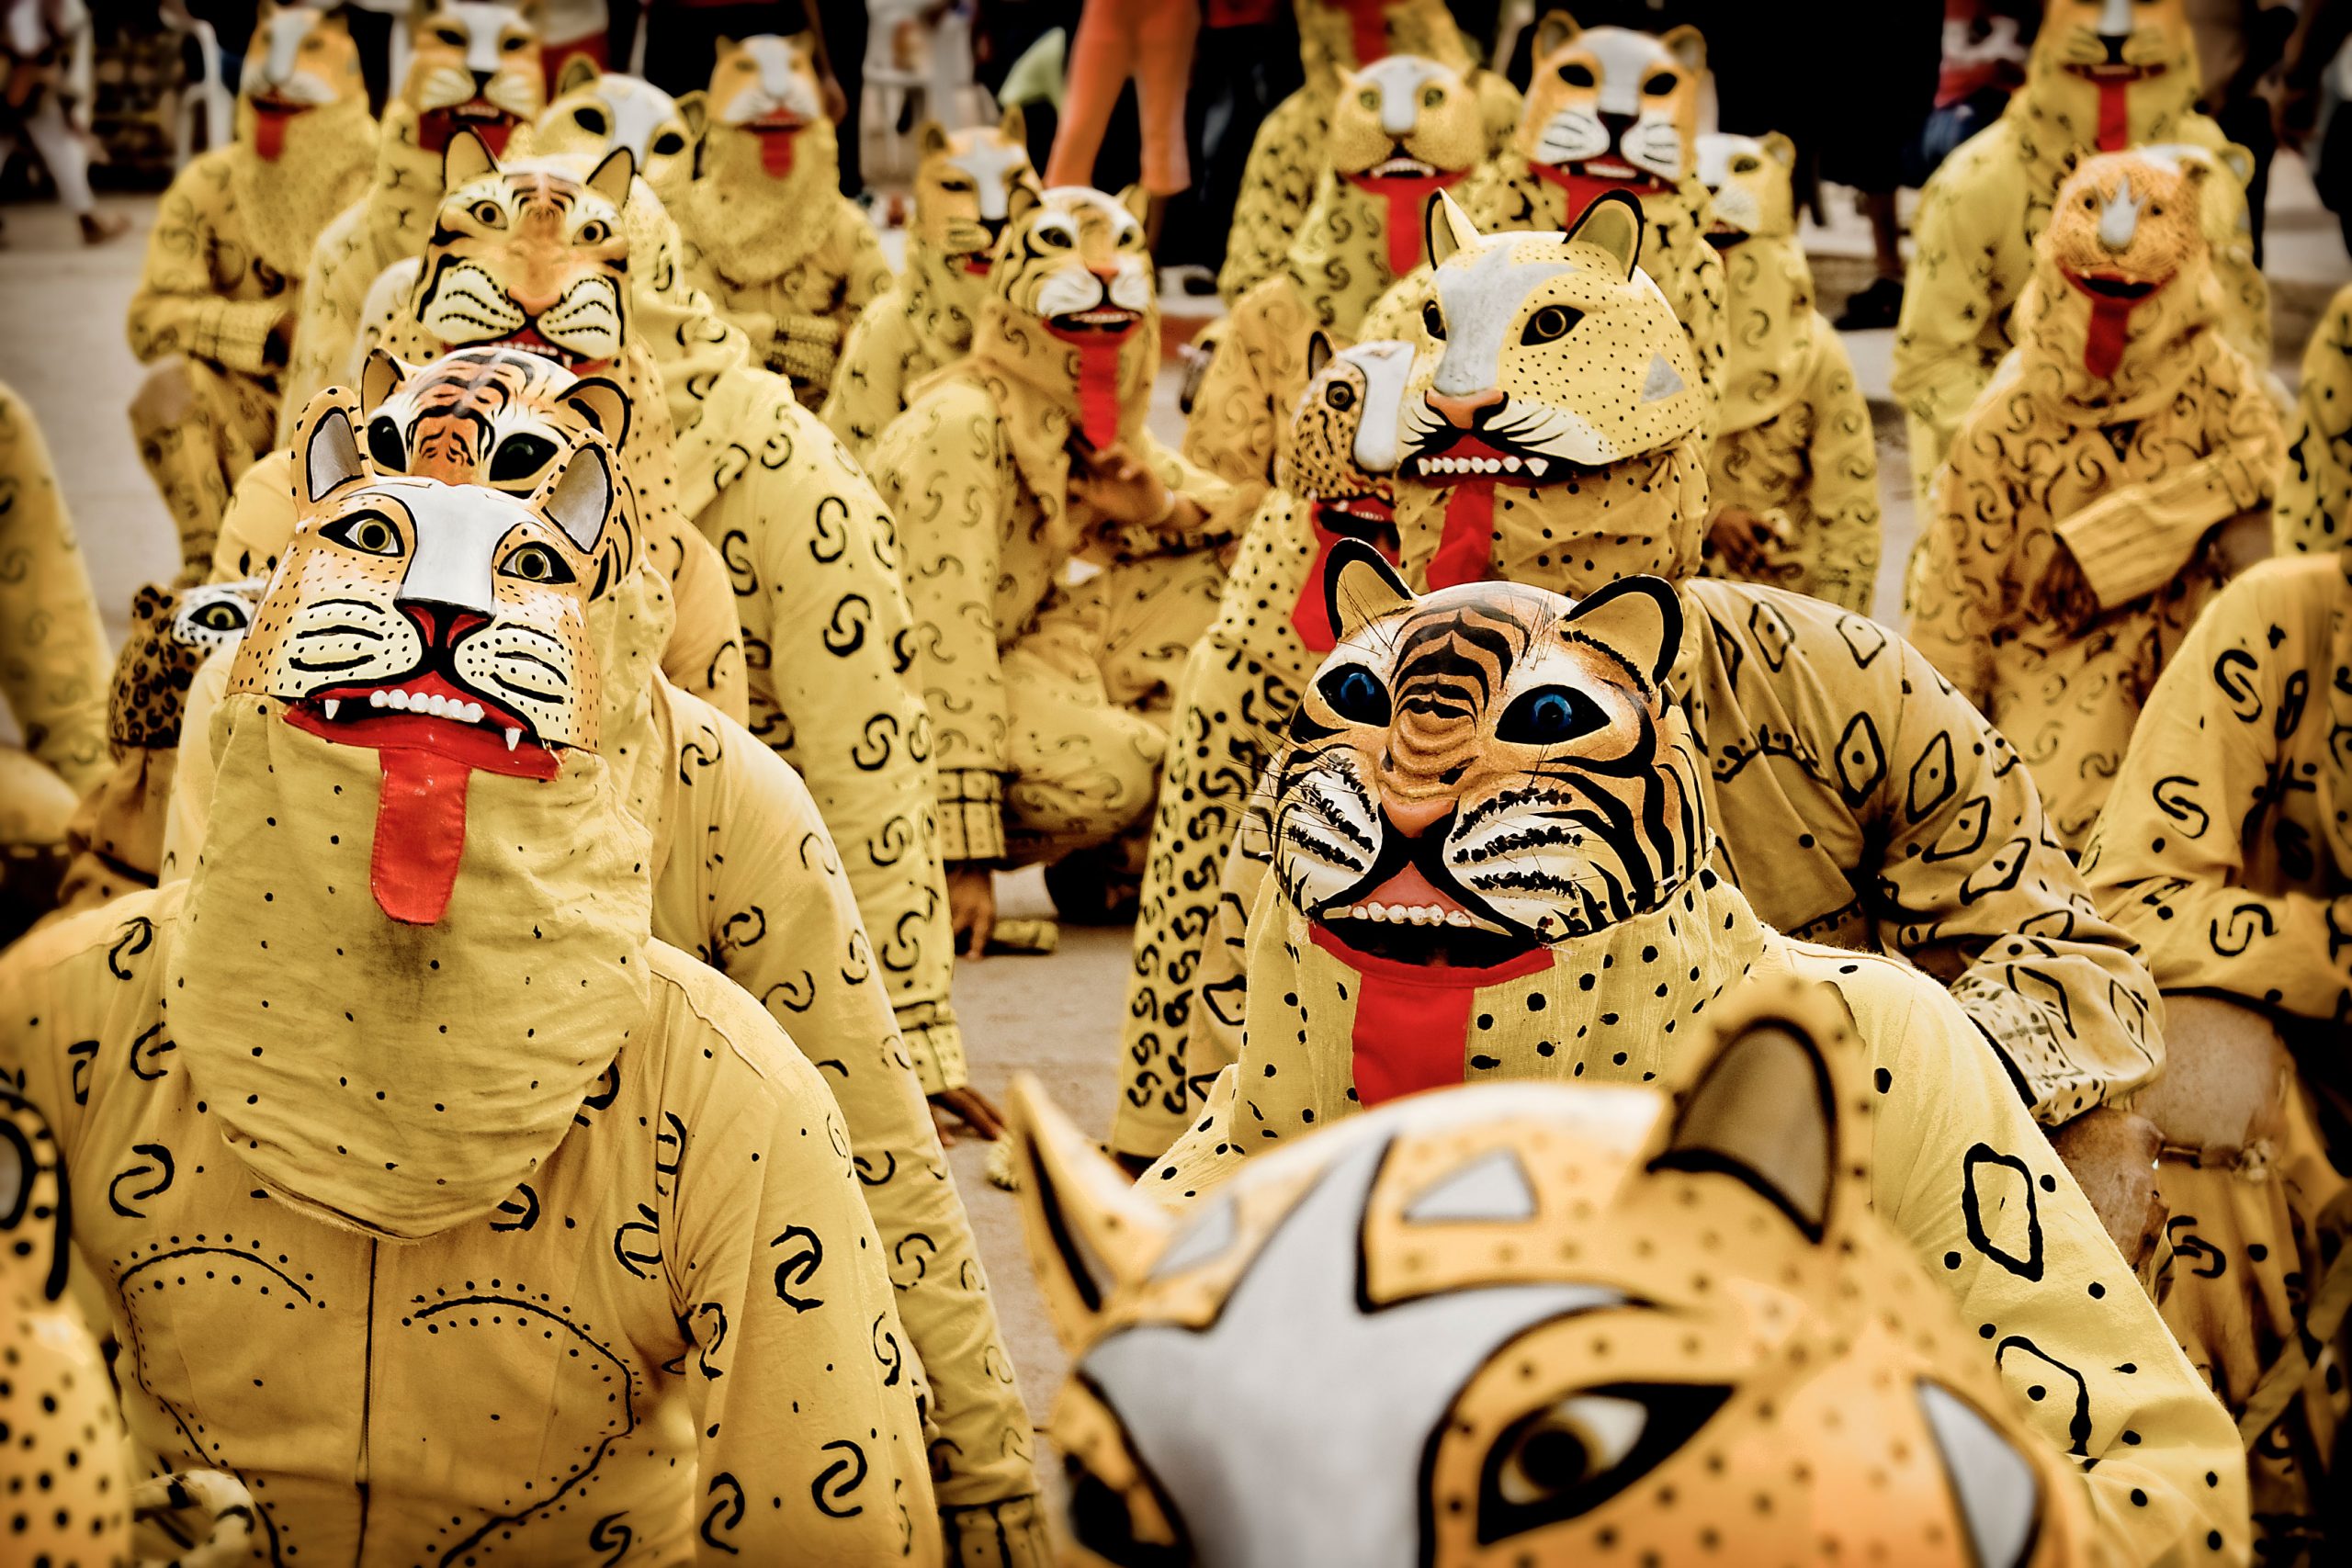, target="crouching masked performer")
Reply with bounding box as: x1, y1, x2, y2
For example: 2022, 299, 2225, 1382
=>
866, 184, 1236, 953
1352, 193, 2164, 1207
1019, 982, 2227, 1566
1909, 149, 2278, 852
171, 361, 1054, 1560
1114, 335, 1412, 1159
2276, 279, 2352, 556
822, 109, 1037, 459
1455, 15, 1725, 425
1693, 131, 1882, 614
534, 56, 707, 218
1144, 547, 2245, 1562
353, 135, 979, 1114
125, 0, 376, 581
0, 407, 943, 1563
279, 0, 546, 433
1894, 0, 2267, 509
681, 34, 892, 406
1220, 0, 1518, 301
2080, 547, 2352, 1557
